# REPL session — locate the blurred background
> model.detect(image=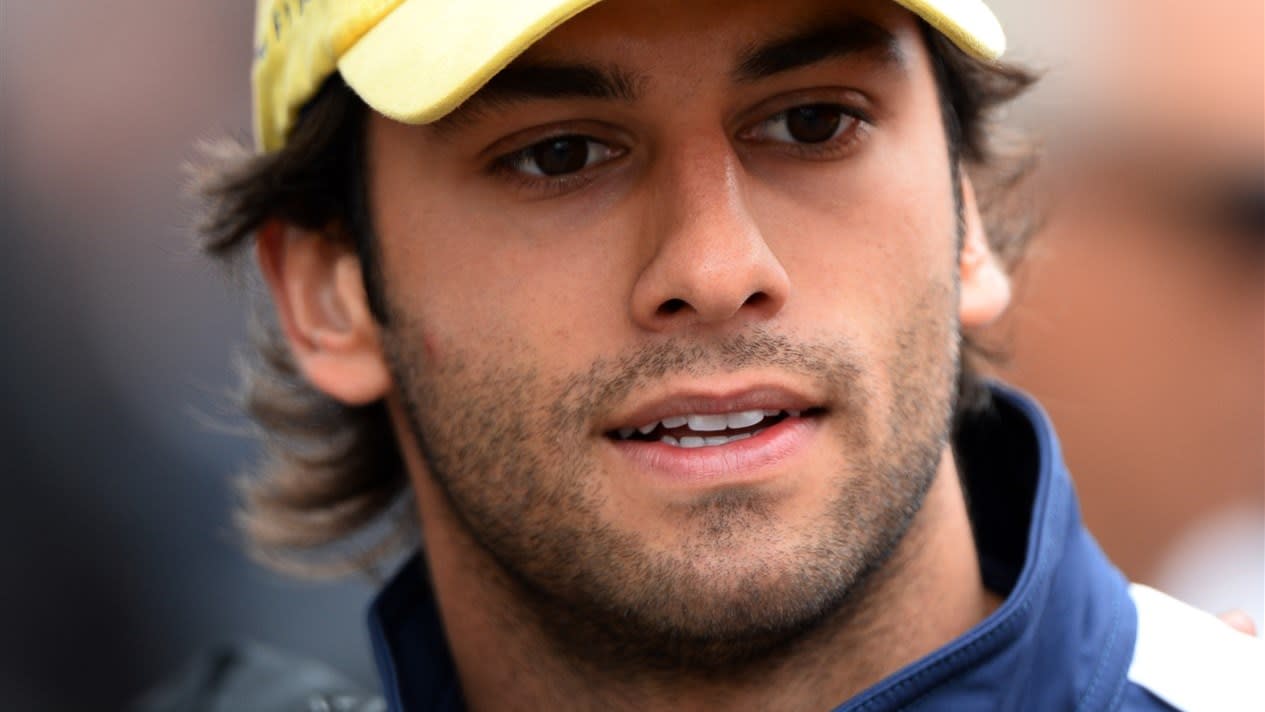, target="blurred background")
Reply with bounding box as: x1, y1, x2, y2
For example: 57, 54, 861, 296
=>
982, 0, 1264, 635
1, 1, 1260, 709
1, 3, 377, 710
